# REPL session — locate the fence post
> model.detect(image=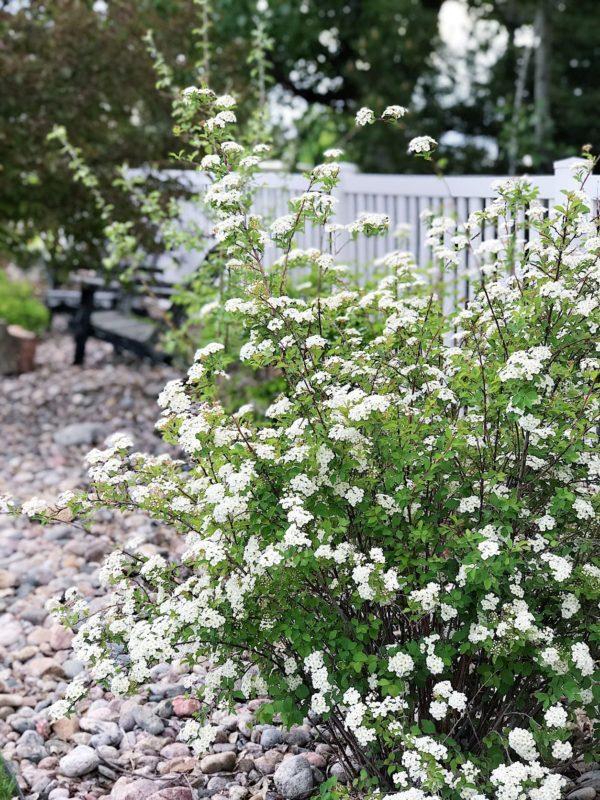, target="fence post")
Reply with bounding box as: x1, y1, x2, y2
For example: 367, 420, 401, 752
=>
336, 162, 359, 227
552, 156, 587, 210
